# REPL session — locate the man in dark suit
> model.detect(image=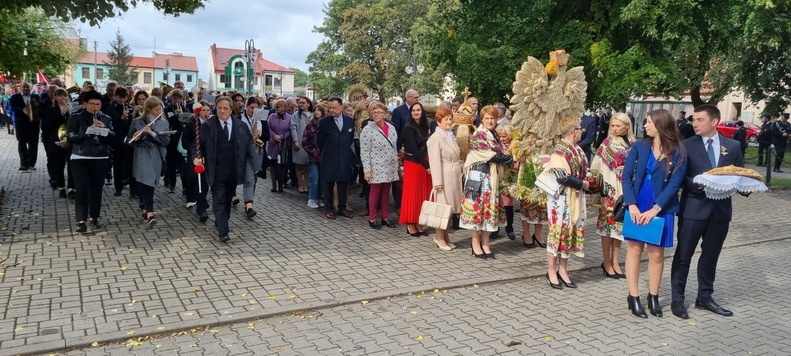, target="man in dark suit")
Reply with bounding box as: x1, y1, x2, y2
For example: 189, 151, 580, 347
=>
10, 82, 40, 171
578, 113, 598, 162
757, 114, 772, 166
317, 97, 355, 220
594, 106, 612, 148
771, 113, 790, 173
192, 96, 257, 242
671, 104, 745, 319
